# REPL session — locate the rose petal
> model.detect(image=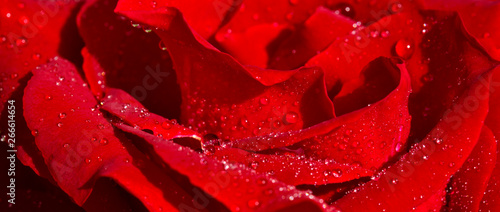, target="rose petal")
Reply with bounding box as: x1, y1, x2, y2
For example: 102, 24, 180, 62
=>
115, 6, 335, 141
416, 0, 500, 61
211, 146, 373, 185
0, 0, 82, 173
77, 0, 181, 119
413, 187, 446, 211
81, 47, 106, 98
268, 6, 356, 70
447, 126, 497, 211
481, 67, 500, 211
306, 11, 425, 92
114, 0, 239, 39
215, 22, 290, 67
229, 58, 411, 171
332, 71, 492, 211
115, 123, 333, 212
214, 0, 325, 67
101, 88, 202, 141
0, 0, 82, 114
408, 13, 499, 142
23, 58, 203, 210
